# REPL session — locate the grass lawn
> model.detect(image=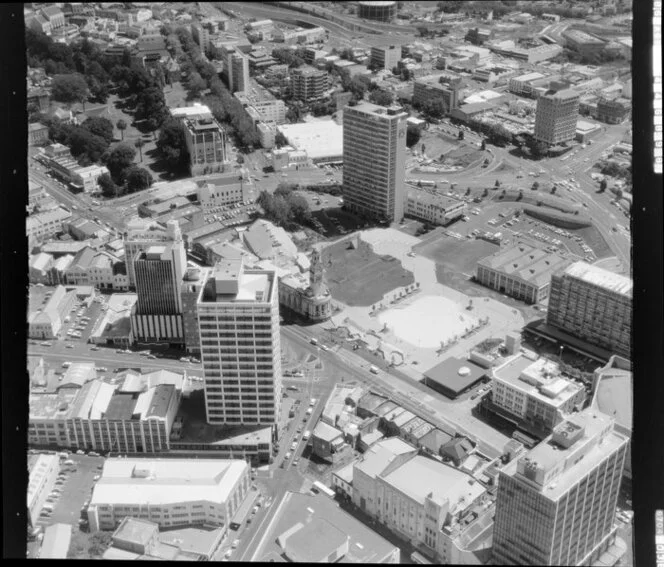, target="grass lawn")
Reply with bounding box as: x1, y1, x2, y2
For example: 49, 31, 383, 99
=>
570, 225, 613, 259
417, 237, 499, 275
323, 239, 414, 306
